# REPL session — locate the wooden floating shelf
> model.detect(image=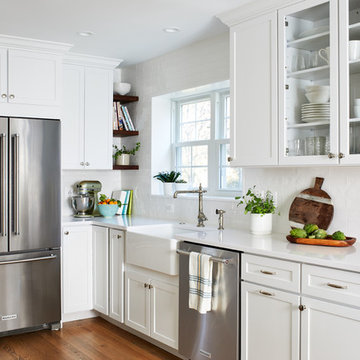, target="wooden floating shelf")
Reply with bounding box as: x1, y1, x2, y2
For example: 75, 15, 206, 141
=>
113, 165, 139, 170
113, 130, 139, 137
113, 95, 139, 103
